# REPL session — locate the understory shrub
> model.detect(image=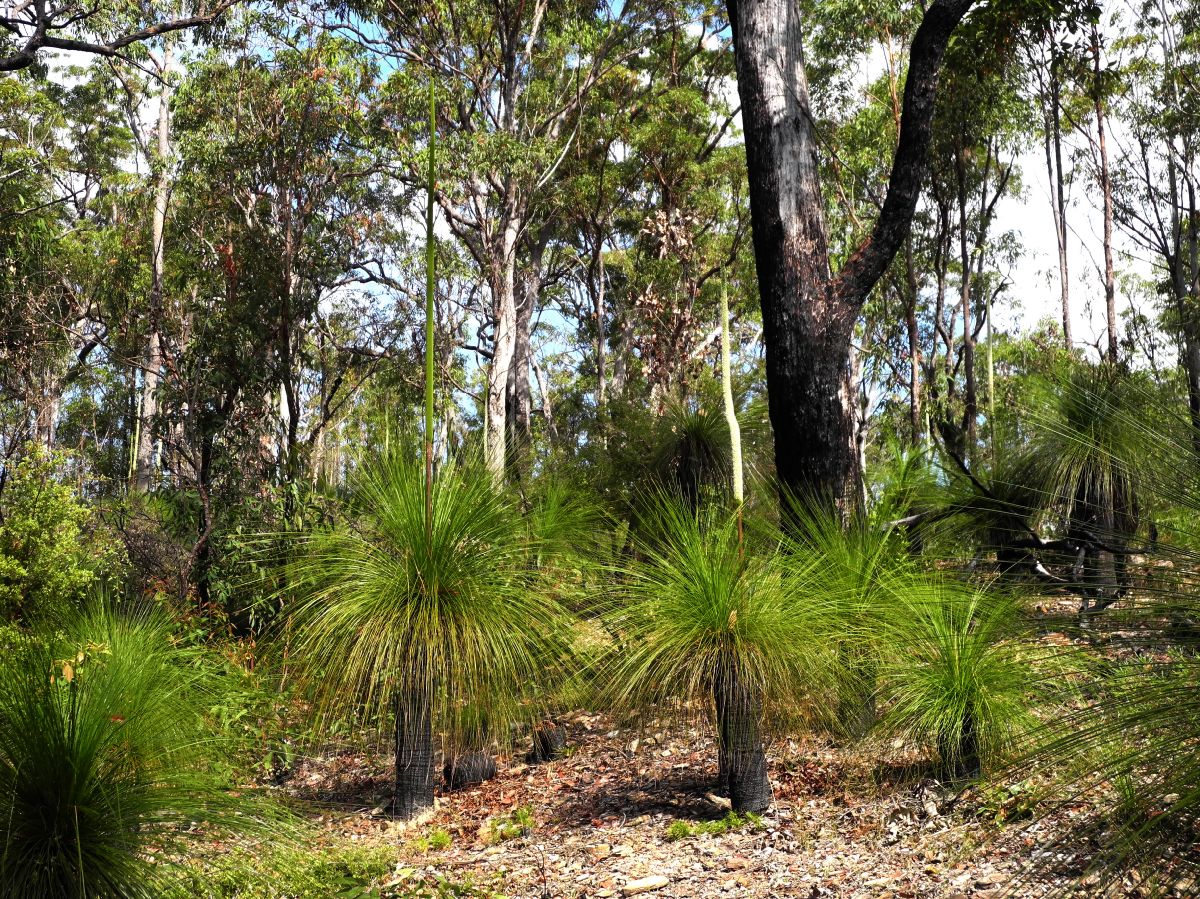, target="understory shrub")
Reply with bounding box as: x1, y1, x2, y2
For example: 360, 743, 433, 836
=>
0, 447, 123, 621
